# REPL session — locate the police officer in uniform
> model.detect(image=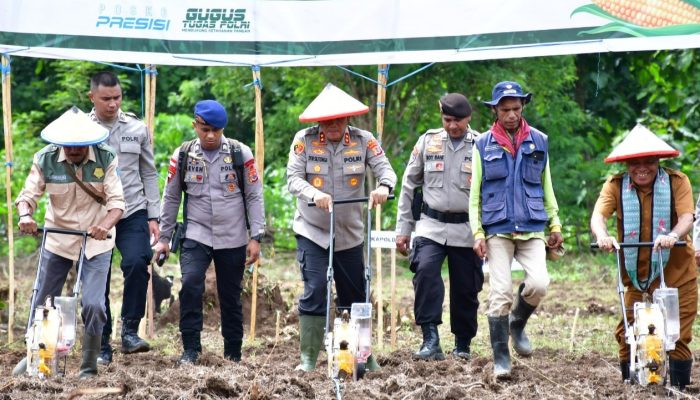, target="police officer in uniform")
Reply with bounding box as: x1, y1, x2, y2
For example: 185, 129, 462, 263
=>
13, 107, 125, 377
154, 100, 265, 364
396, 93, 483, 361
88, 71, 161, 363
287, 83, 397, 371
